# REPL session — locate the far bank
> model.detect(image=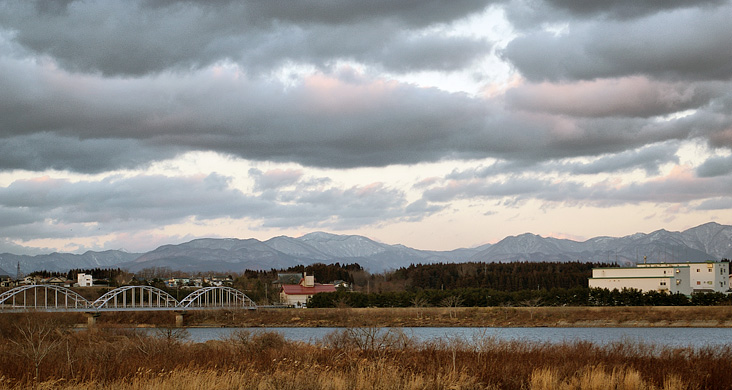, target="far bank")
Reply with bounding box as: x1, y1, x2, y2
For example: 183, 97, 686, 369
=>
12, 305, 731, 328
184, 306, 732, 328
